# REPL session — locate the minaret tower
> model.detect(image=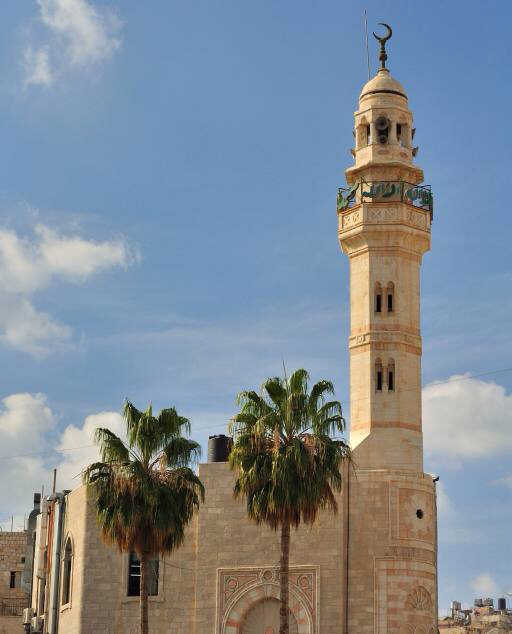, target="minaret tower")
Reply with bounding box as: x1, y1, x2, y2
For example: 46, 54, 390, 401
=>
338, 25, 438, 633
